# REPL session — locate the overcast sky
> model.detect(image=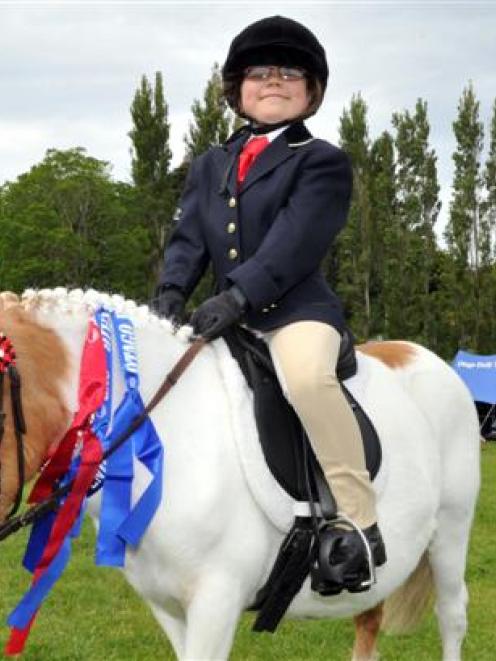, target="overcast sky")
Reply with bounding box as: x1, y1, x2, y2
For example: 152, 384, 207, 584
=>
1, 0, 496, 235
